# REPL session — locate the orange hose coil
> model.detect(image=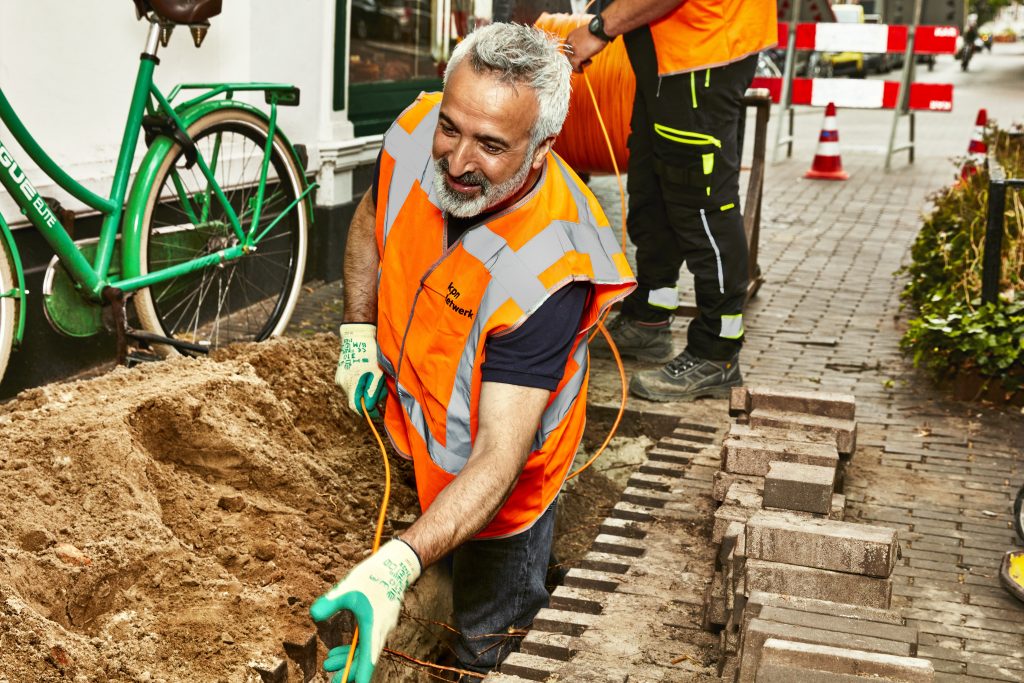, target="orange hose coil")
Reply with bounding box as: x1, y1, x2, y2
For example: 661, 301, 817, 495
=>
535, 12, 636, 176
